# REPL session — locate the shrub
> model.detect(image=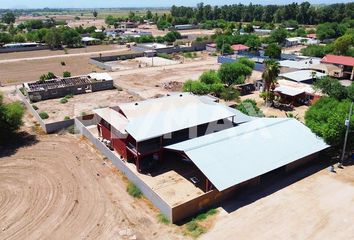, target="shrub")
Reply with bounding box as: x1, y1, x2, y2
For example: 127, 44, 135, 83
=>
81, 112, 87, 116
157, 53, 172, 60
39, 111, 49, 119
183, 80, 210, 95
65, 94, 74, 99
200, 70, 220, 85
157, 213, 170, 224
64, 116, 70, 120
60, 98, 68, 104
220, 87, 240, 101
237, 99, 264, 117
127, 182, 142, 198
63, 71, 71, 78
32, 104, 38, 110
67, 125, 75, 134
185, 221, 206, 238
